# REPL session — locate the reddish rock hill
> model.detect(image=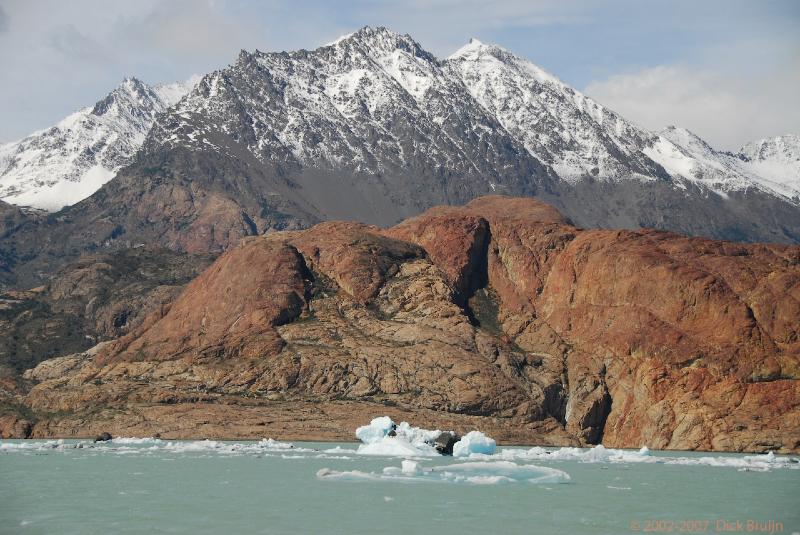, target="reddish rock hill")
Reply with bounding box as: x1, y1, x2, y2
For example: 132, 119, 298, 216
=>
6, 196, 799, 452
